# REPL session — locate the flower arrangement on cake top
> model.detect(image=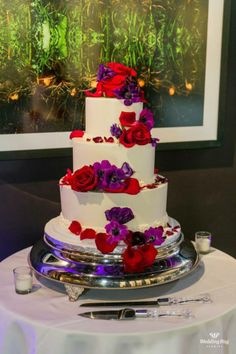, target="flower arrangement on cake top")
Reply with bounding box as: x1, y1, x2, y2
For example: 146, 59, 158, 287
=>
85, 62, 145, 106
